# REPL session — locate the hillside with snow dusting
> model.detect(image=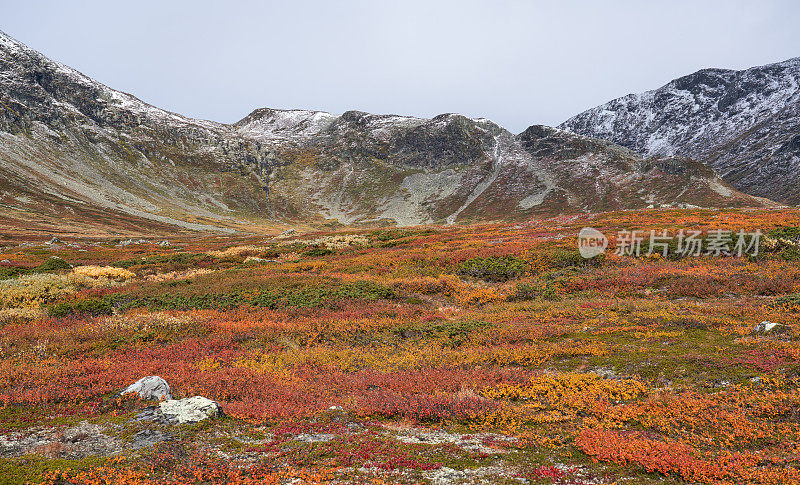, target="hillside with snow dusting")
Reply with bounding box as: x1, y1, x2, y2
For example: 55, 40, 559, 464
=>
0, 30, 775, 234
560, 57, 800, 205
